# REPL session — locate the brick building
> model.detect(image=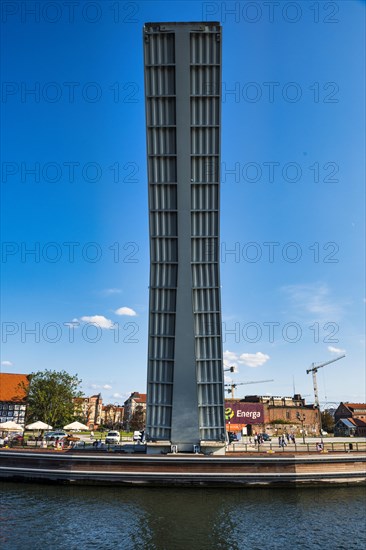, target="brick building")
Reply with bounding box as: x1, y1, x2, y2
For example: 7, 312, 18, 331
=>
101, 404, 124, 429
0, 373, 30, 427
123, 392, 147, 430
73, 394, 103, 429
225, 394, 320, 436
